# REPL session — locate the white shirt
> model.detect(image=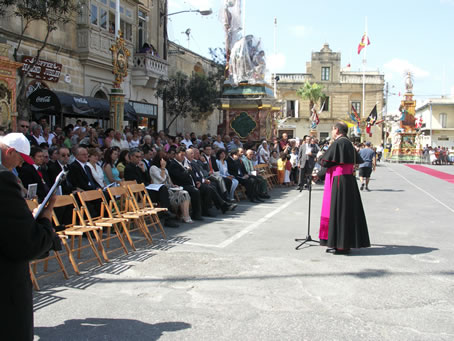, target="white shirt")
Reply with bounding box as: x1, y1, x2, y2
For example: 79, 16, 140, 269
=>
87, 162, 105, 187
181, 139, 193, 148
111, 138, 129, 150
213, 141, 226, 150
32, 135, 46, 145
